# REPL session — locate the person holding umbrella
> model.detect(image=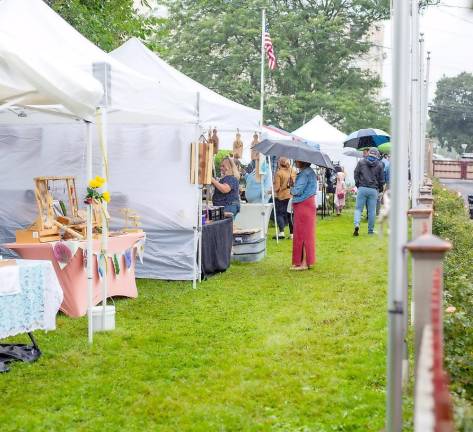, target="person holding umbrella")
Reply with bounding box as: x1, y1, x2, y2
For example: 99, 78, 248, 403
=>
273, 157, 296, 239
353, 147, 385, 236
290, 160, 317, 270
